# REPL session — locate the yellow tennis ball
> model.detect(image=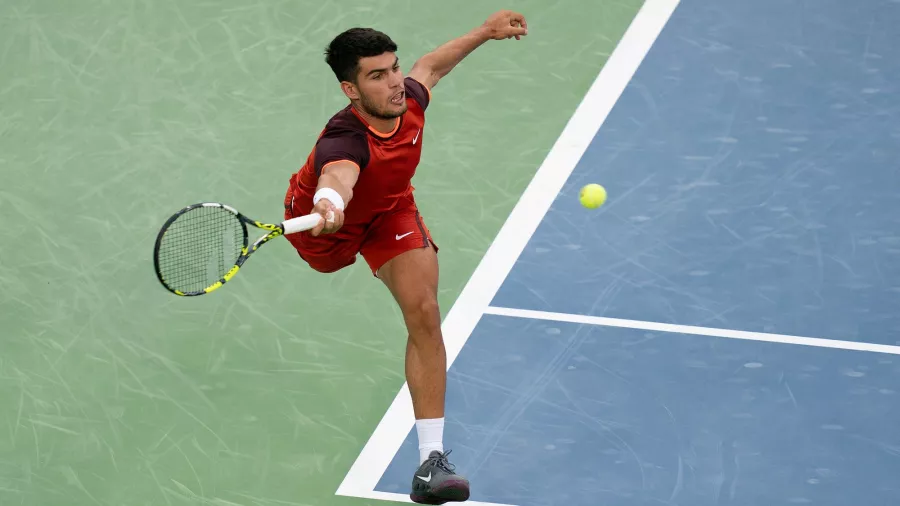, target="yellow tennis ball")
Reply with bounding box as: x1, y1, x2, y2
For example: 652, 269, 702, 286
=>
579, 183, 607, 209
